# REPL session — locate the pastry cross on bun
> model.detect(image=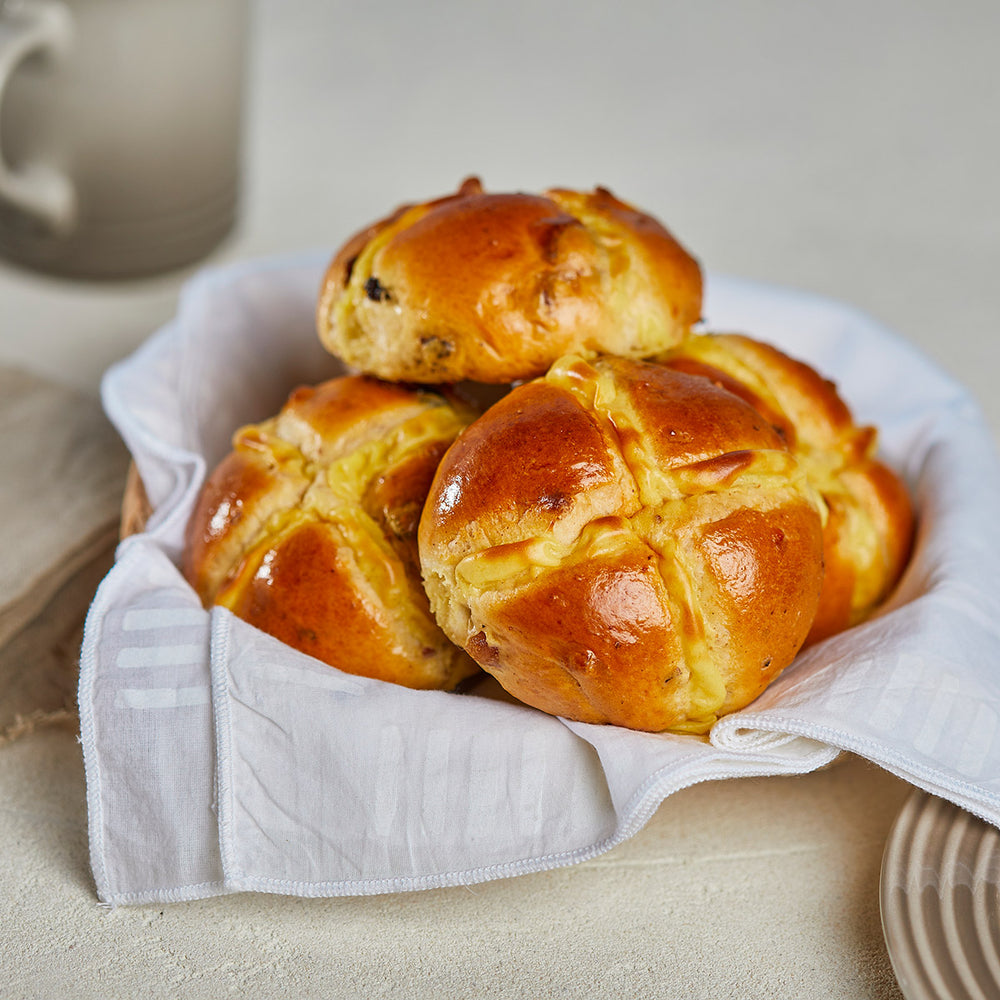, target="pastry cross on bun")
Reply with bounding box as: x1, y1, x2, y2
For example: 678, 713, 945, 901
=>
657, 333, 914, 642
418, 354, 827, 733
183, 375, 480, 690
316, 177, 703, 384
